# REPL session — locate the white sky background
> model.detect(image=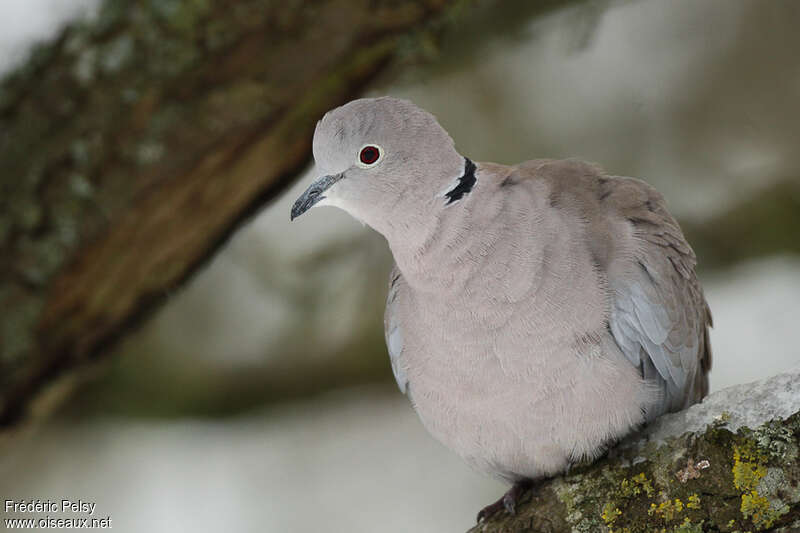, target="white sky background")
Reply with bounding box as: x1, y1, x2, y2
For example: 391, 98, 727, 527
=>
1, 1, 799, 532
0, 0, 99, 76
